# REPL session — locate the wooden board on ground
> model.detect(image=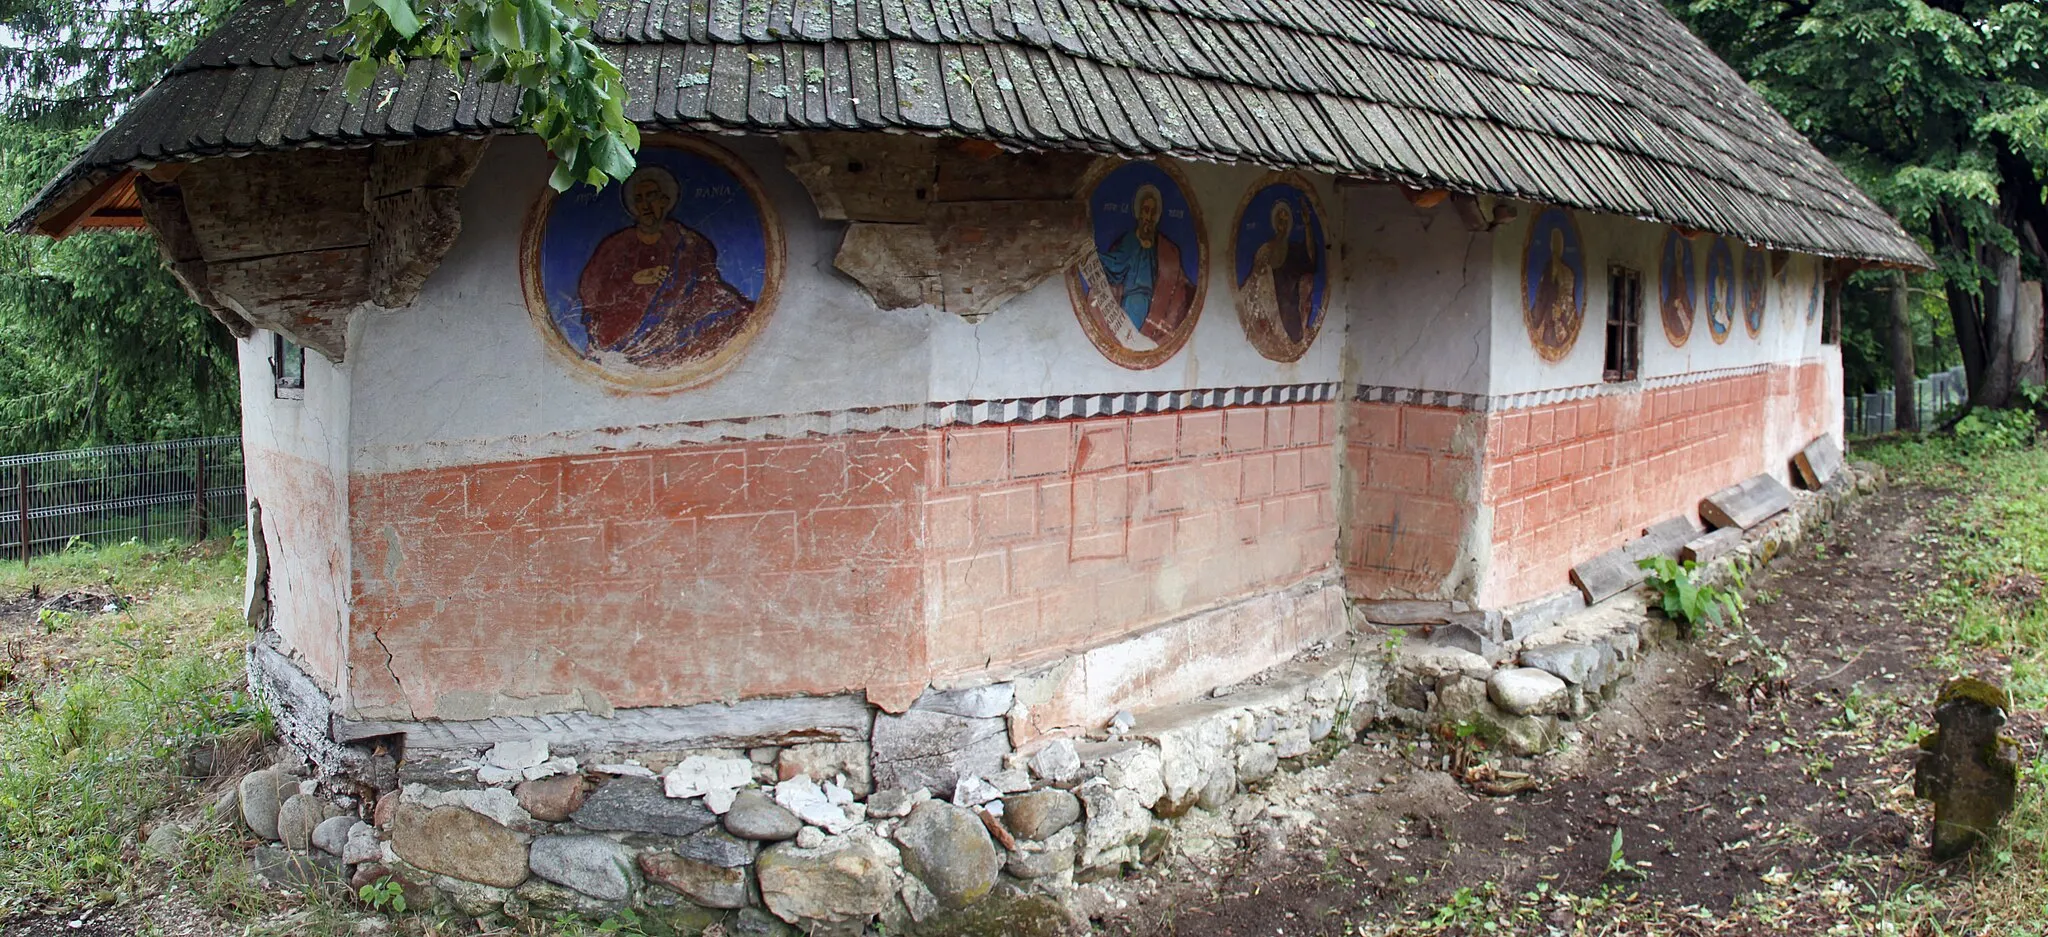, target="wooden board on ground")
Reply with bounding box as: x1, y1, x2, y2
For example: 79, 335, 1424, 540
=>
1680, 527, 1745, 565
1700, 474, 1794, 530
1569, 515, 1702, 604
1792, 435, 1844, 490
